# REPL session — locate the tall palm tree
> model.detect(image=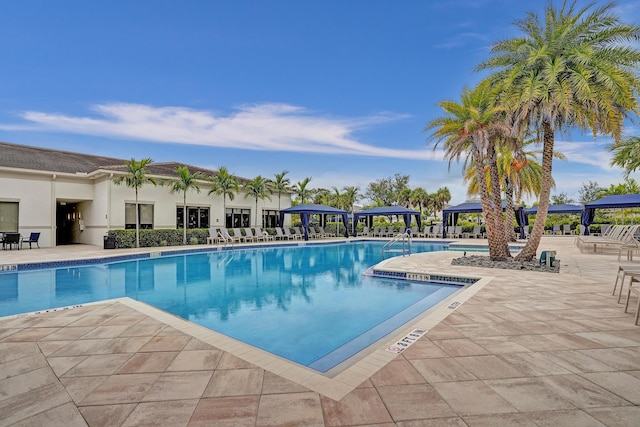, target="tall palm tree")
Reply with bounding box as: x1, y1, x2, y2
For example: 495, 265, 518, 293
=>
410, 187, 428, 217
208, 166, 239, 227
293, 177, 313, 204
244, 176, 272, 226
609, 136, 640, 179
272, 170, 291, 212
331, 186, 344, 210
427, 80, 512, 259
342, 186, 361, 214
478, 1, 640, 261
168, 166, 205, 245
113, 158, 157, 248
